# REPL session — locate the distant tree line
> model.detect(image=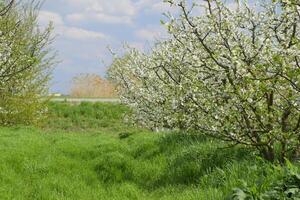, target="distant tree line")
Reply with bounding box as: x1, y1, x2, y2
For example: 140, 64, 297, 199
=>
71, 74, 117, 98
